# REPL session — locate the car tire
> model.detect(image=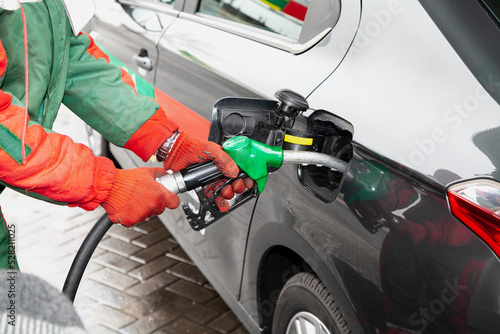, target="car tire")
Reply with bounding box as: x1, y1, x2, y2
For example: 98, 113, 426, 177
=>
272, 272, 351, 334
